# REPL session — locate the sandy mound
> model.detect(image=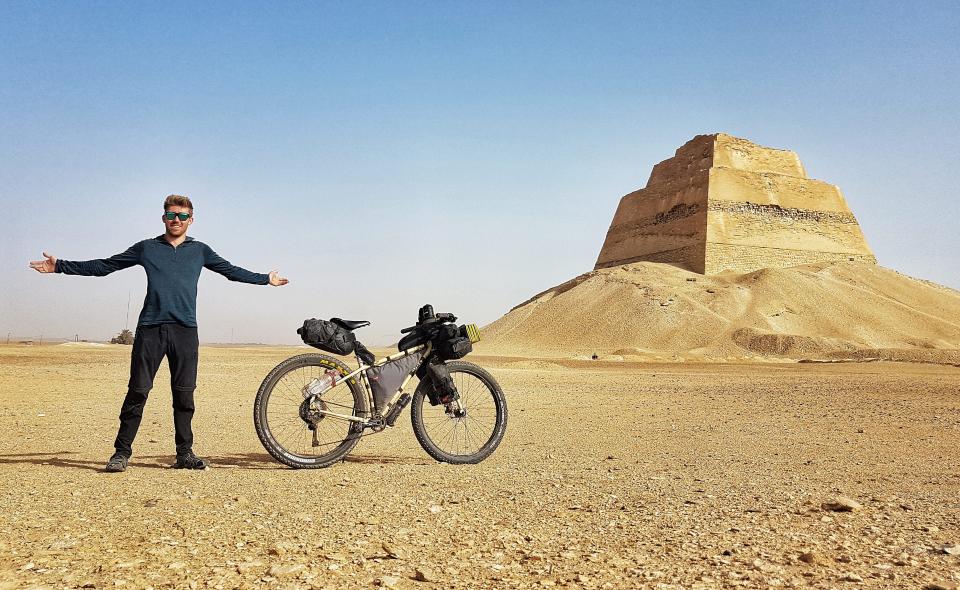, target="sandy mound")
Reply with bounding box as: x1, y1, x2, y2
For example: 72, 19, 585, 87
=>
478, 261, 960, 361
503, 360, 566, 370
